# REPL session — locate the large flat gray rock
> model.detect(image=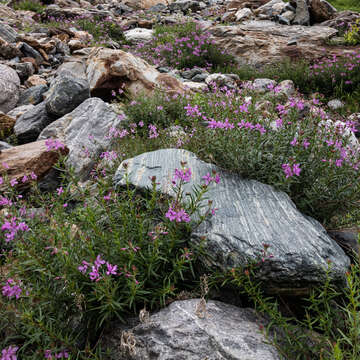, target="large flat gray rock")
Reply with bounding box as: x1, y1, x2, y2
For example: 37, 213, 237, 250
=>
38, 97, 125, 180
114, 149, 350, 292
208, 21, 342, 67
103, 299, 281, 360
